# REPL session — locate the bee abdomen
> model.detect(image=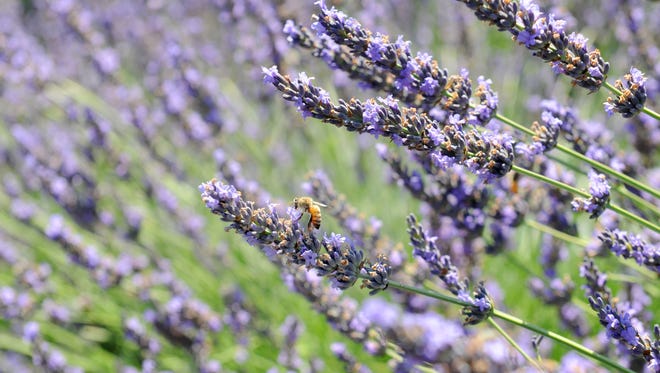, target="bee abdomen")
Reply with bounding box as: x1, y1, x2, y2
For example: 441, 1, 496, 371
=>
311, 216, 321, 229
